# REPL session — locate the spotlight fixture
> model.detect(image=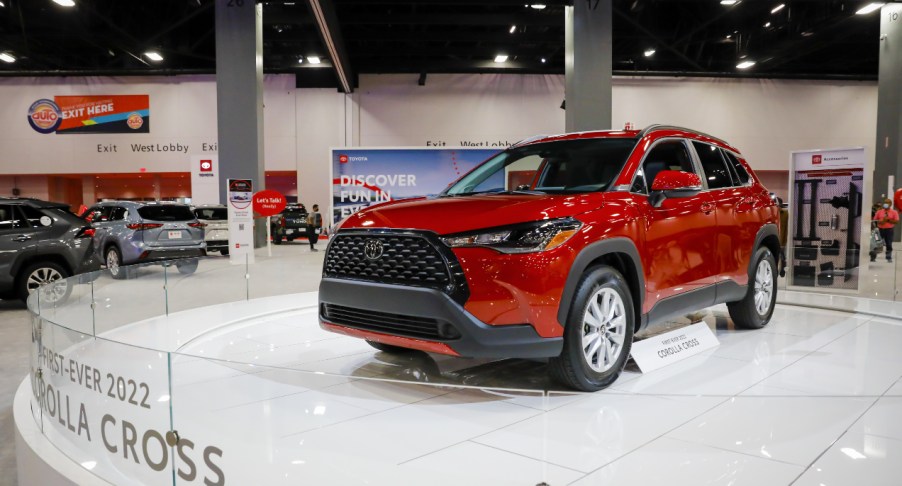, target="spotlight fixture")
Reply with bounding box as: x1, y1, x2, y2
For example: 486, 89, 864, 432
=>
0, 2, 6, 7
297, 57, 304, 64
509, 25, 517, 34
52, 0, 75, 6
494, 54, 509, 63
764, 22, 771, 28
644, 48, 656, 57
541, 58, 546, 63
771, 4, 785, 13
855, 2, 884, 15
736, 60, 756, 69
307, 56, 321, 64
720, 0, 738, 5
530, 4, 546, 8
145, 51, 163, 62
0, 52, 15, 63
